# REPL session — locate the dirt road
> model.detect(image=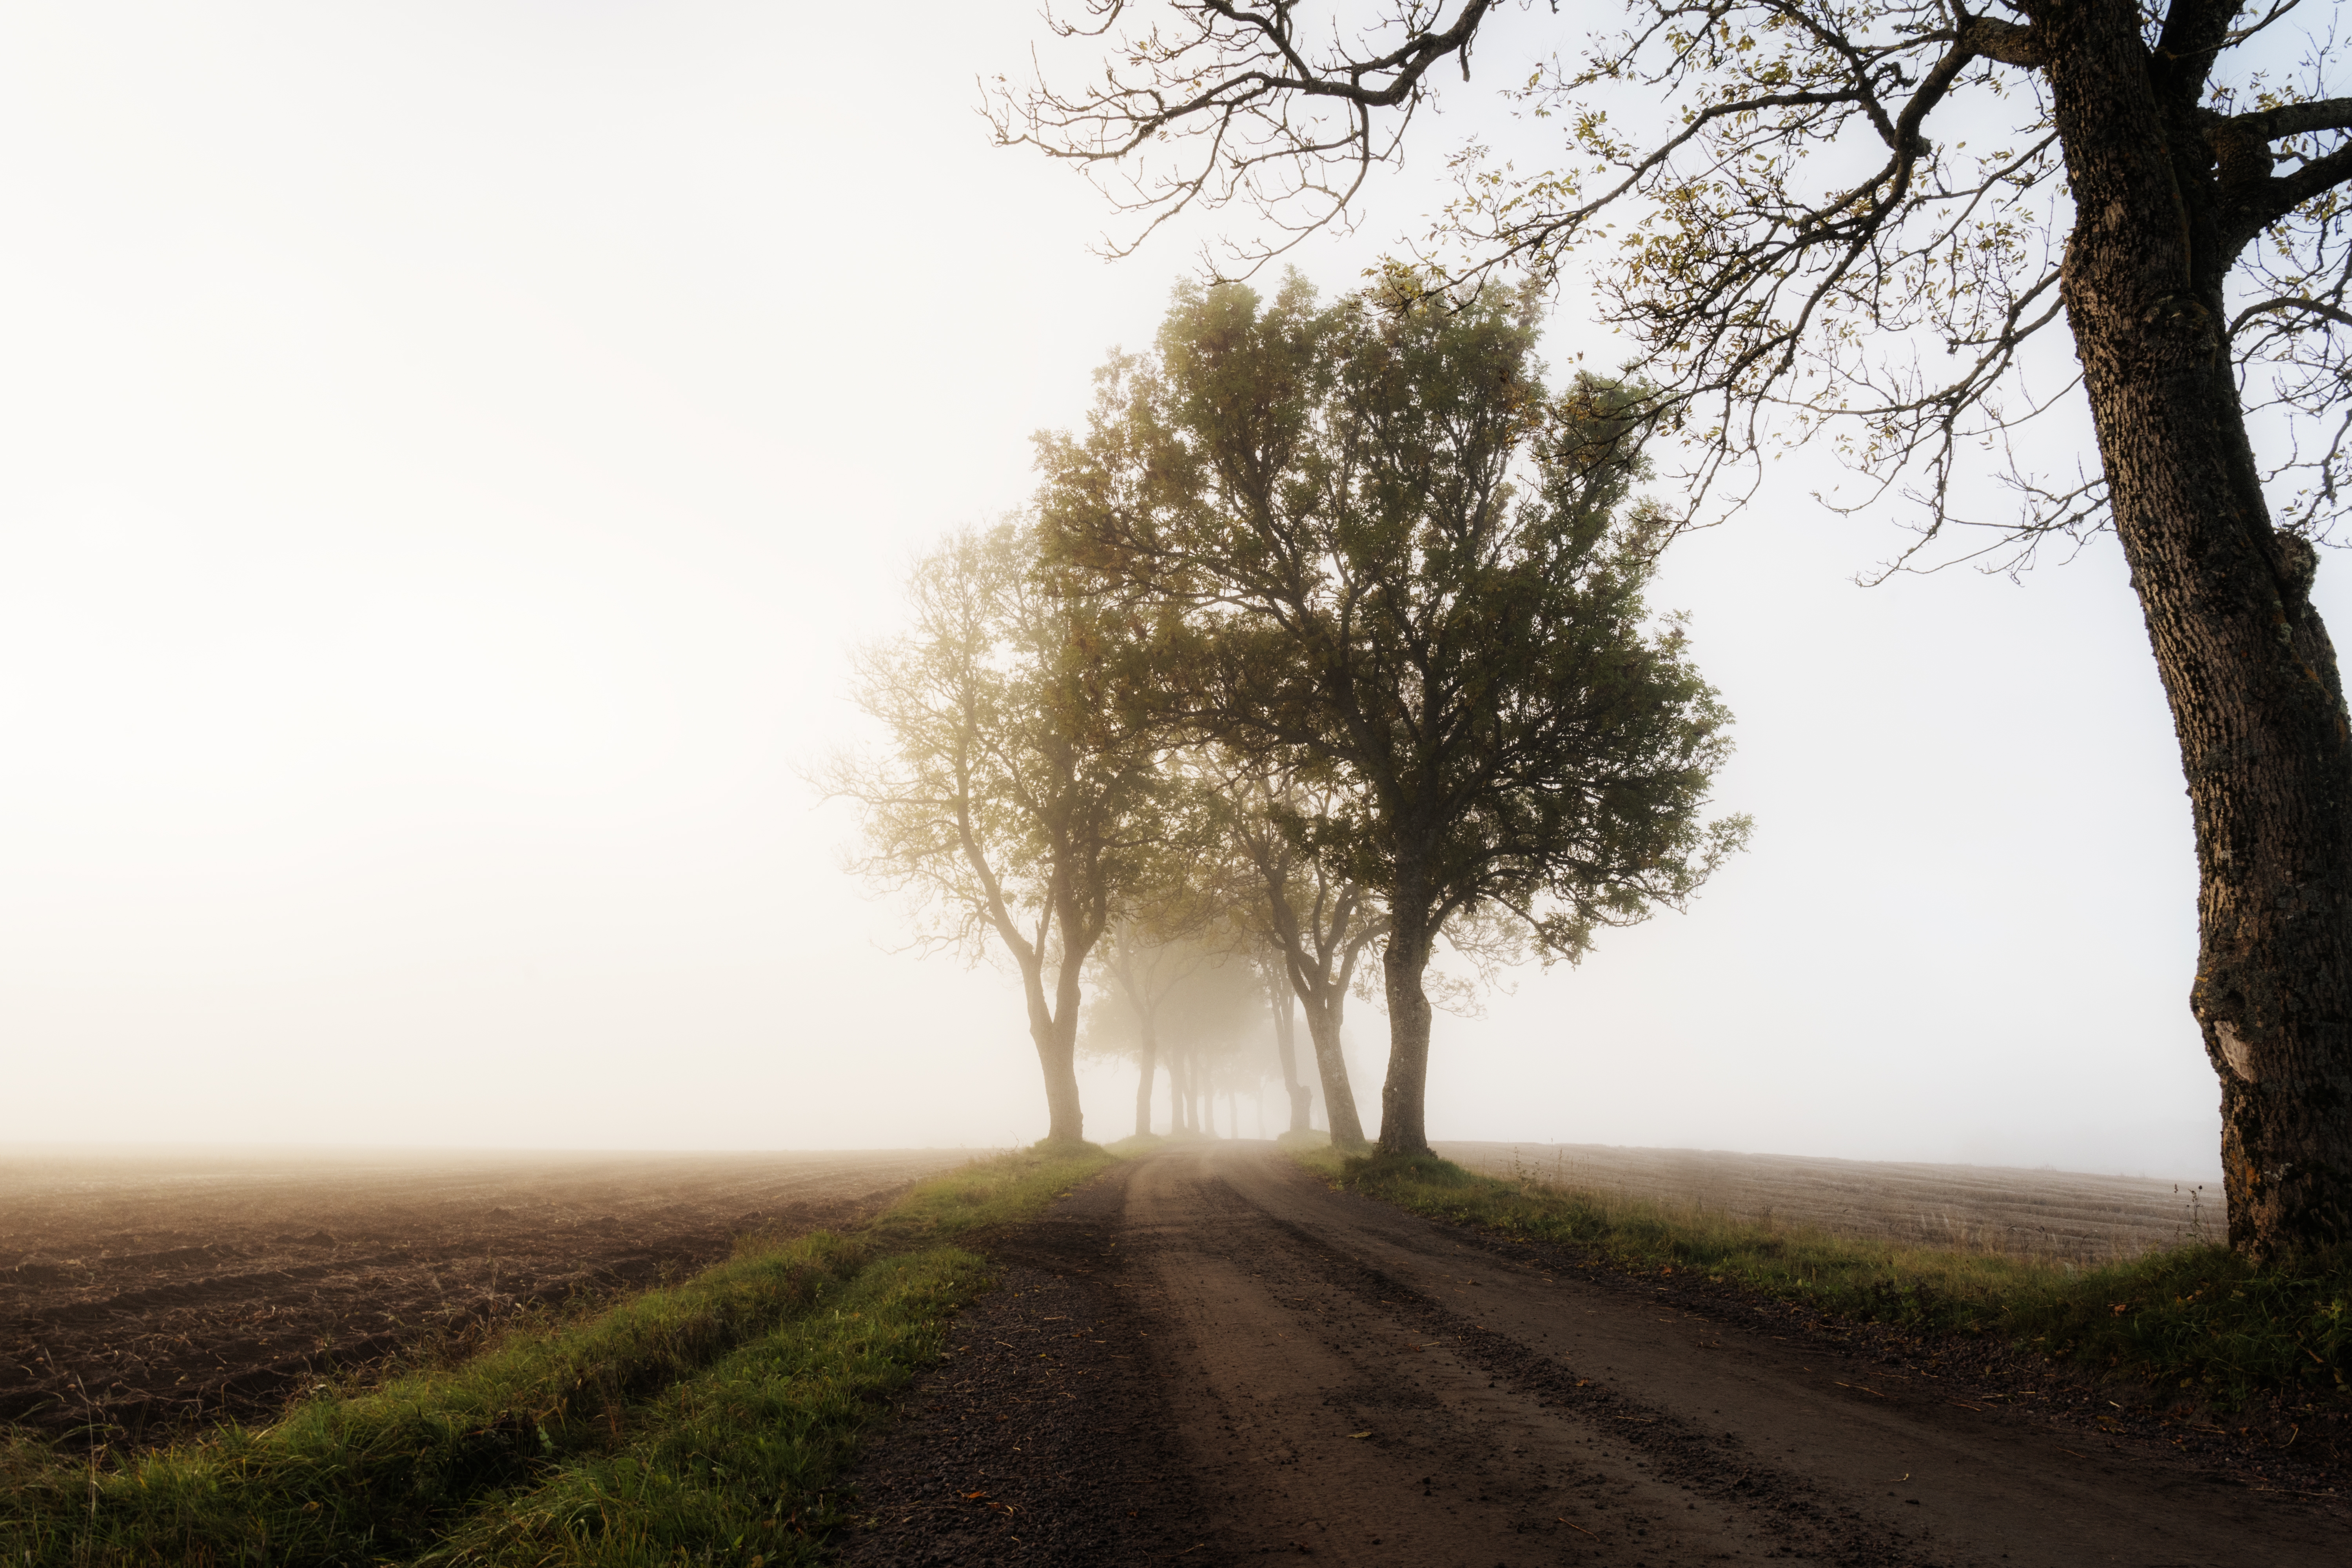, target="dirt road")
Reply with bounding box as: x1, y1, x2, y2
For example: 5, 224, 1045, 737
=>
842, 1144, 2344, 1566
